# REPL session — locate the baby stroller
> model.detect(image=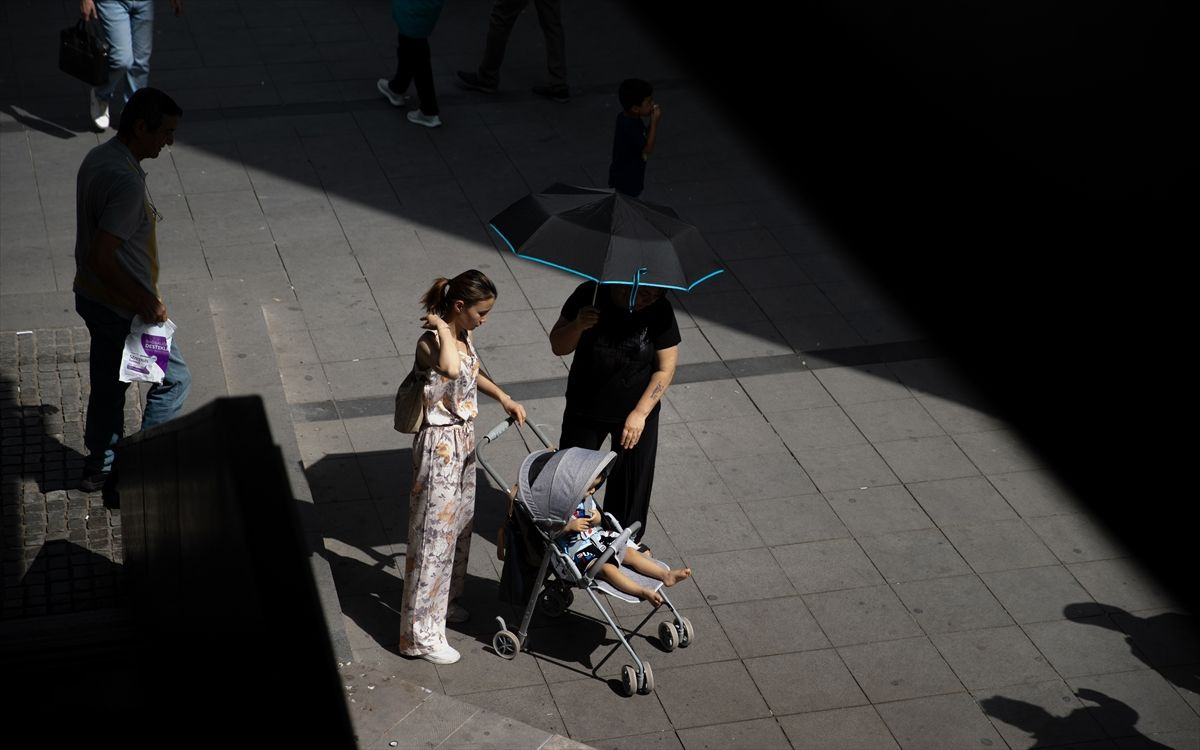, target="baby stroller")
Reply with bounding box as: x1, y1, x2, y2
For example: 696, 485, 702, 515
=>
475, 418, 695, 697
